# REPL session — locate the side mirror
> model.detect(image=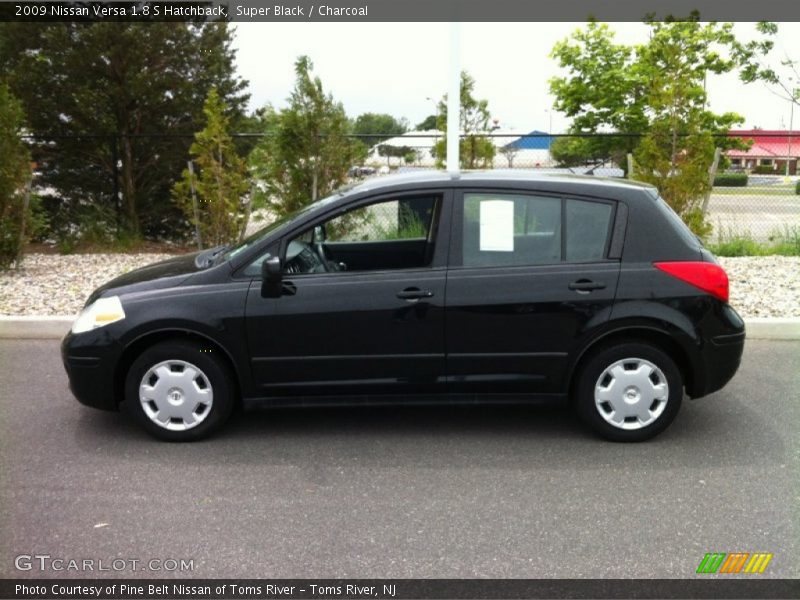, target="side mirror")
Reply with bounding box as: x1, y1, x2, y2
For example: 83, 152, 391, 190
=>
261, 256, 282, 298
